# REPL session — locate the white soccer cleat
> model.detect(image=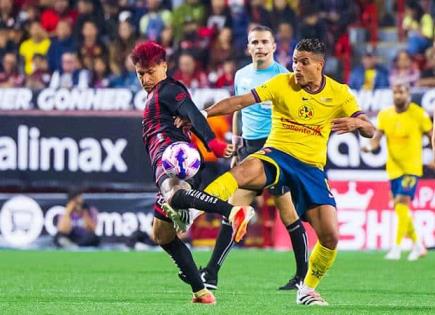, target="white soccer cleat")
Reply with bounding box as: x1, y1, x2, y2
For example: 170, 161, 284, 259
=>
407, 243, 427, 261
296, 283, 329, 306
385, 246, 401, 260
